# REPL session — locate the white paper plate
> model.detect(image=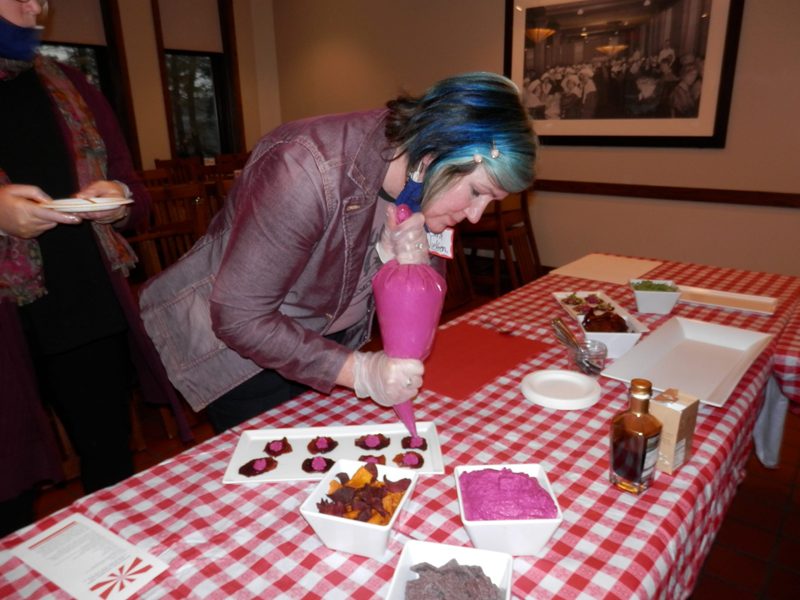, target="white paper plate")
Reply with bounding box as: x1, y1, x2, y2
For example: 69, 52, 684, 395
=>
385, 540, 513, 600
677, 285, 778, 315
520, 369, 602, 410
602, 317, 773, 407
46, 197, 133, 212
223, 421, 444, 483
